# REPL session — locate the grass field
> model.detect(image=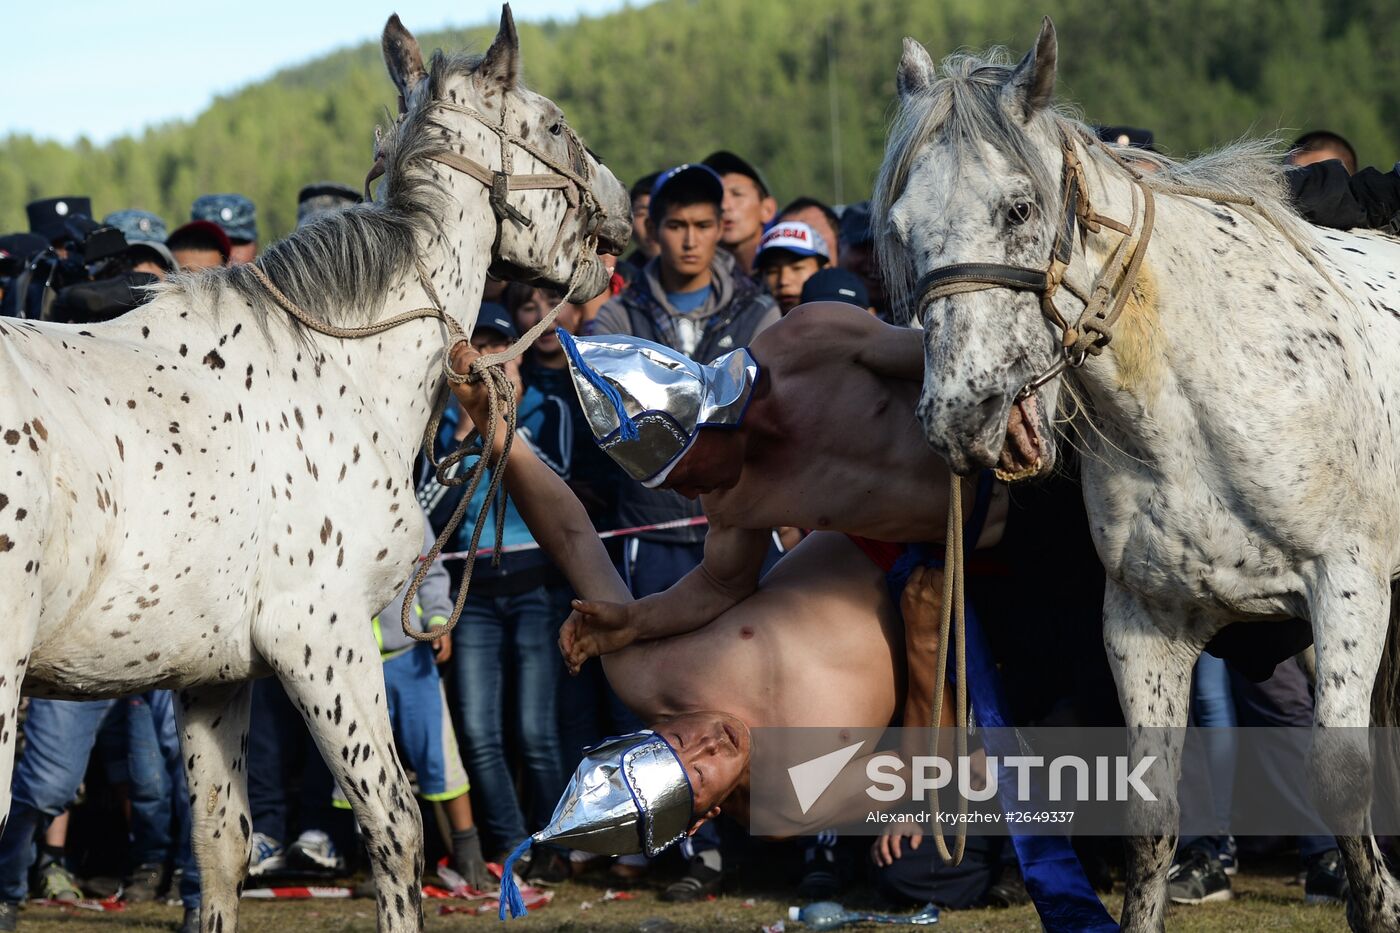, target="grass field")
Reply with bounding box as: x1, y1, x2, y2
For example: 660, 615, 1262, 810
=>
14, 857, 1346, 932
